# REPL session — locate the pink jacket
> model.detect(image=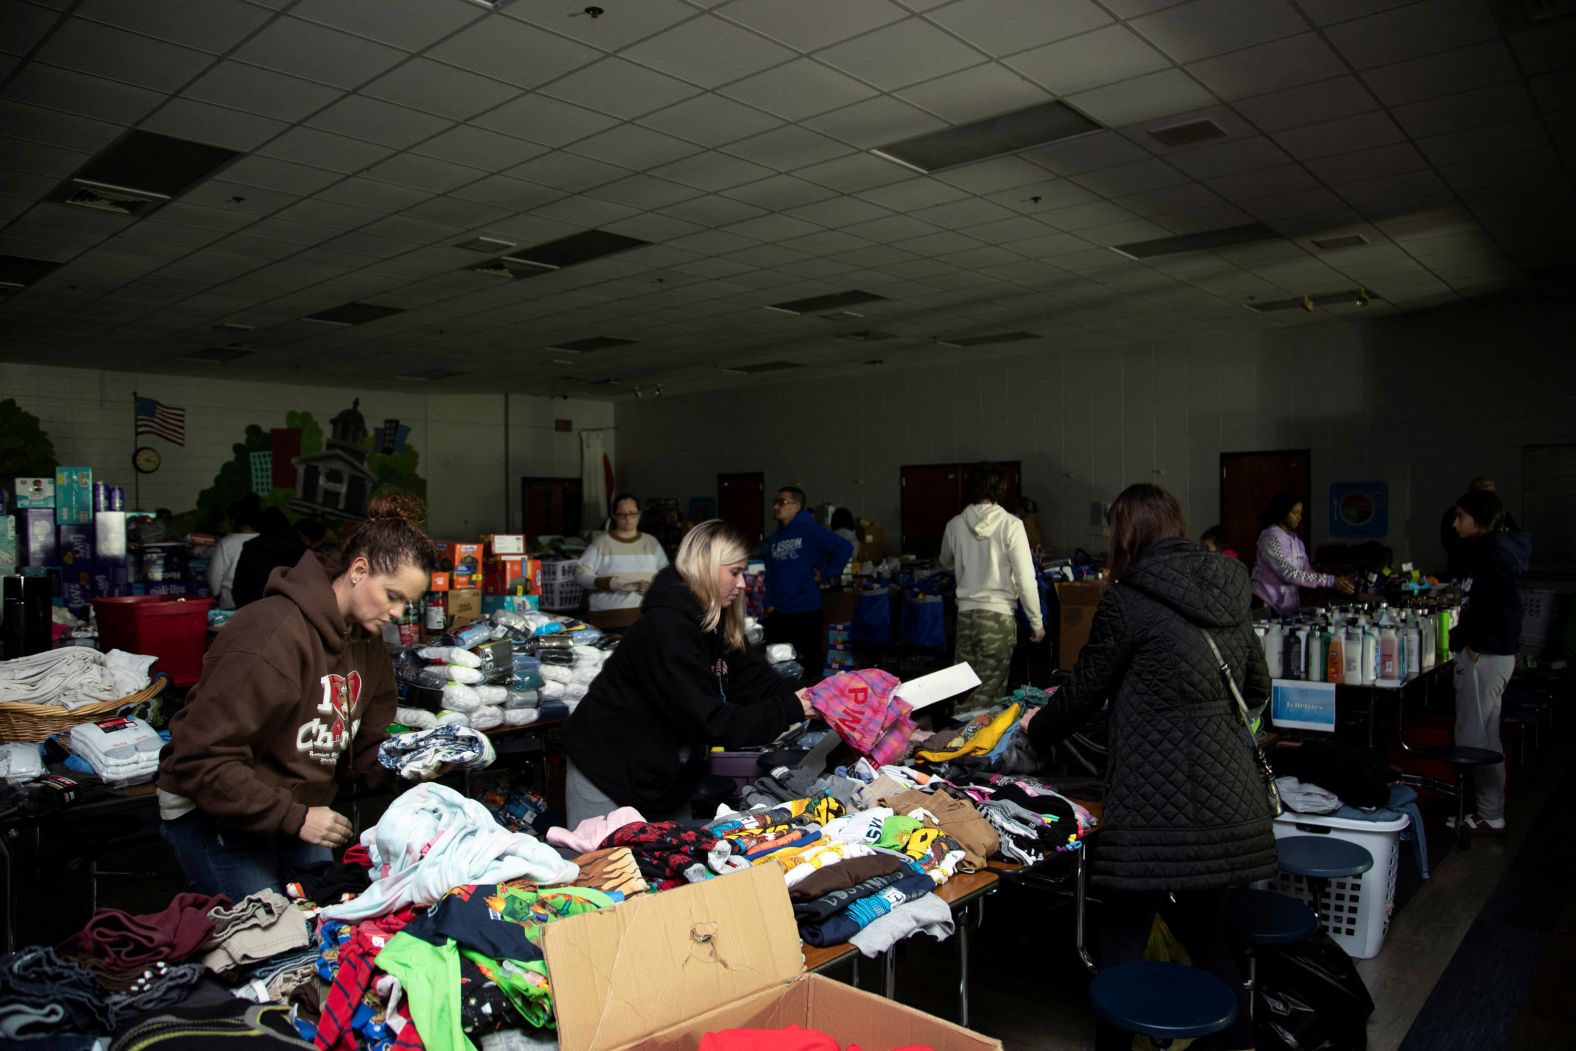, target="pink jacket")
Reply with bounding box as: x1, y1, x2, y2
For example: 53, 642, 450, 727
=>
1250, 526, 1333, 615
